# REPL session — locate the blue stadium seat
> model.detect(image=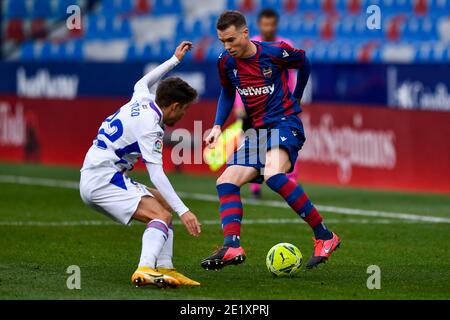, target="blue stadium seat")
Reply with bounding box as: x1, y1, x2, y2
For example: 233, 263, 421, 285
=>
41, 42, 65, 60
142, 44, 155, 59
430, 0, 450, 12
391, 0, 410, 12
31, 0, 54, 18
56, 0, 78, 17
85, 15, 105, 40
414, 41, 432, 61
99, 0, 117, 15
64, 40, 84, 60
298, 0, 321, 12
118, 0, 134, 13
6, 0, 28, 19
226, 0, 238, 10
127, 43, 144, 60
102, 16, 131, 39
116, 19, 132, 38
261, 0, 283, 10
175, 19, 188, 43
431, 43, 448, 61
160, 40, 173, 57
20, 42, 36, 60
152, 0, 182, 15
